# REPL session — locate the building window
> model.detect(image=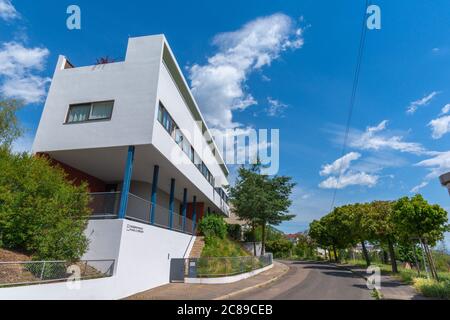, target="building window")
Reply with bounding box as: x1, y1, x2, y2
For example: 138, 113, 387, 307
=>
66, 101, 114, 123
158, 101, 216, 187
